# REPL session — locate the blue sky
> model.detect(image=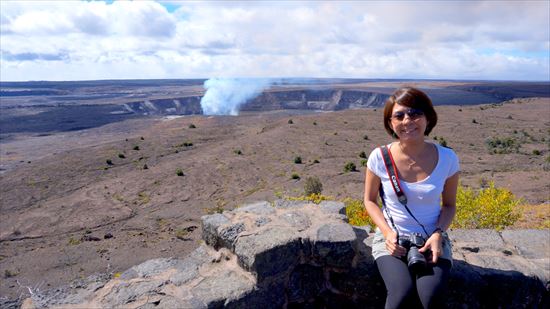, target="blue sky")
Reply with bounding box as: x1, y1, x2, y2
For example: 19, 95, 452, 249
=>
0, 0, 549, 81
